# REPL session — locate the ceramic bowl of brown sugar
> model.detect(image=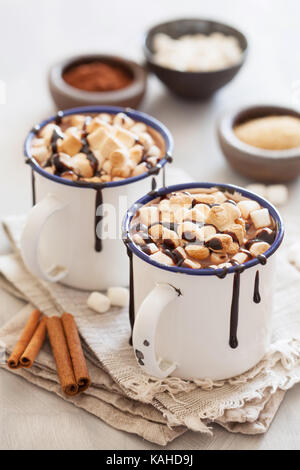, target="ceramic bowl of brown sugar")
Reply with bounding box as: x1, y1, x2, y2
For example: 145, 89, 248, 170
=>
48, 54, 148, 110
